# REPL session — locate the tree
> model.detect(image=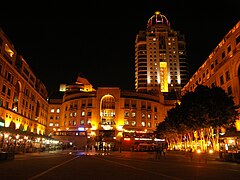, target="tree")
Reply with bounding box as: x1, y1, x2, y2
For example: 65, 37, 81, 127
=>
156, 85, 239, 151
